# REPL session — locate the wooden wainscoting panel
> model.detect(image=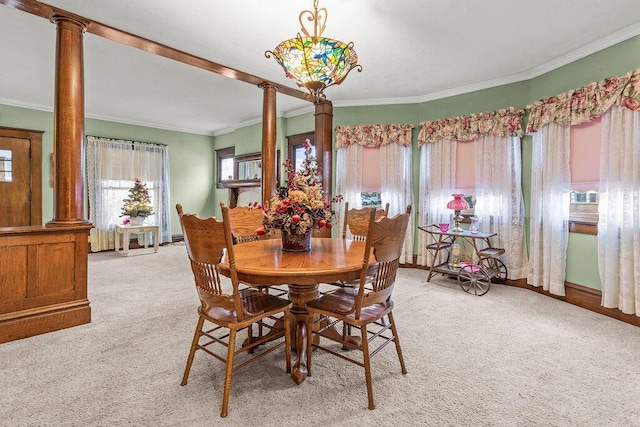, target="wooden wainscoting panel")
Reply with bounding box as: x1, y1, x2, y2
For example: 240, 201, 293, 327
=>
0, 225, 92, 343
0, 246, 28, 302
35, 242, 75, 295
